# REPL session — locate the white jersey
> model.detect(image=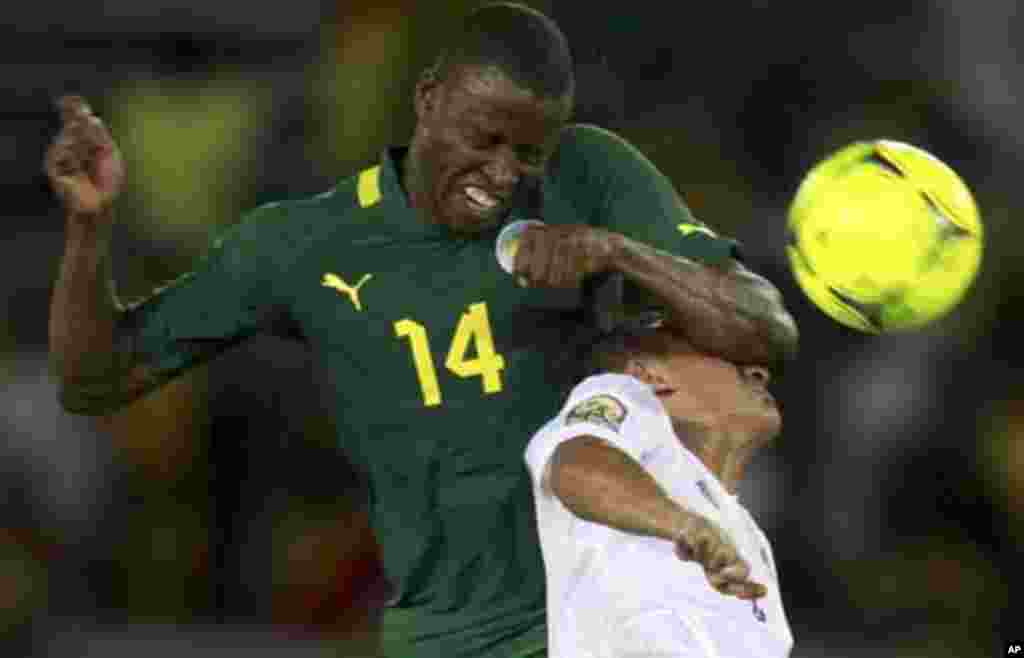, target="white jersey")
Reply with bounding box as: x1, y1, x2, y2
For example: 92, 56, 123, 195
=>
525, 374, 794, 658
